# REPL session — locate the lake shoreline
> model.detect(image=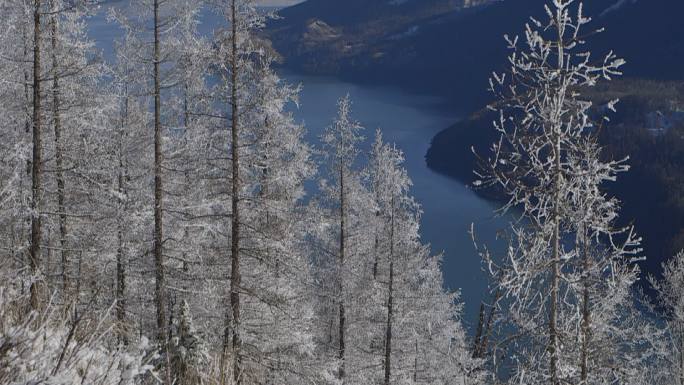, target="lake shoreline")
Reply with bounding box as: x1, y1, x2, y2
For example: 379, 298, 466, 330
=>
280, 70, 508, 332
